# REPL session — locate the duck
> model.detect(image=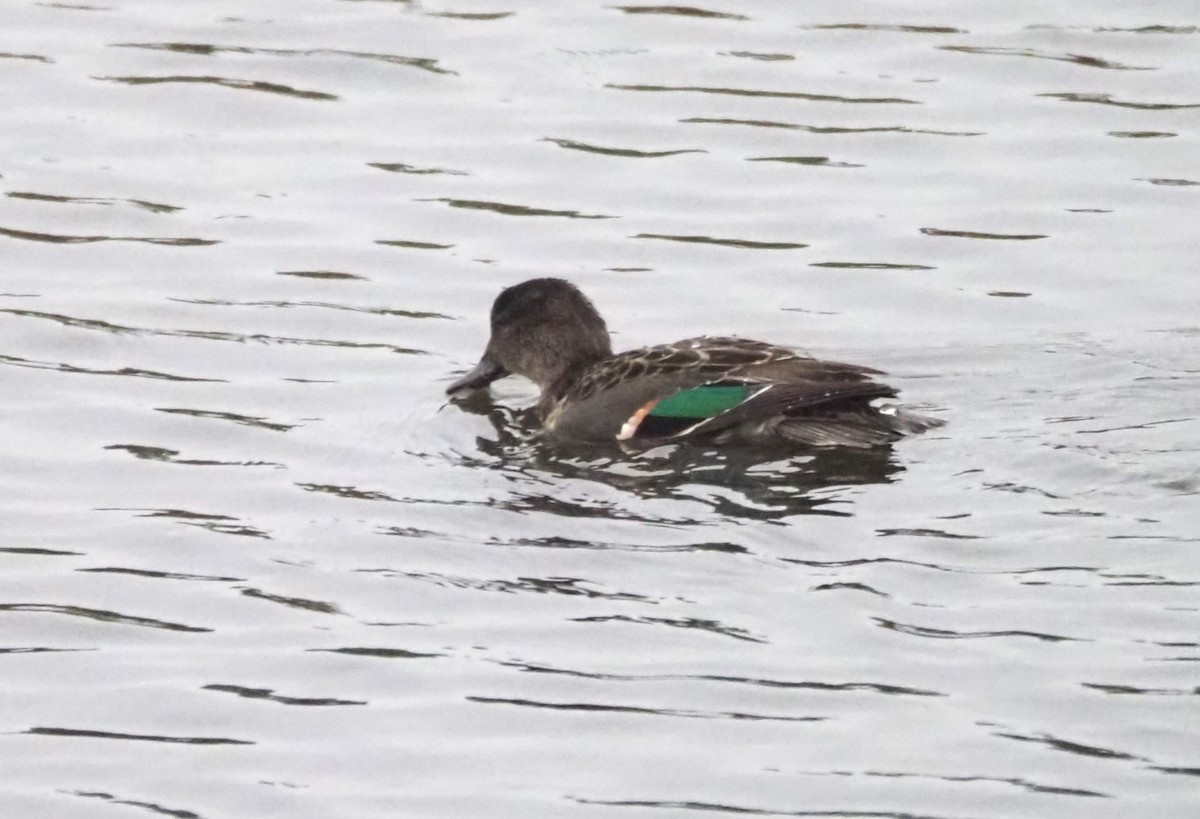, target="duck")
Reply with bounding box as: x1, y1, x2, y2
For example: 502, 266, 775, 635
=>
446, 278, 942, 447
